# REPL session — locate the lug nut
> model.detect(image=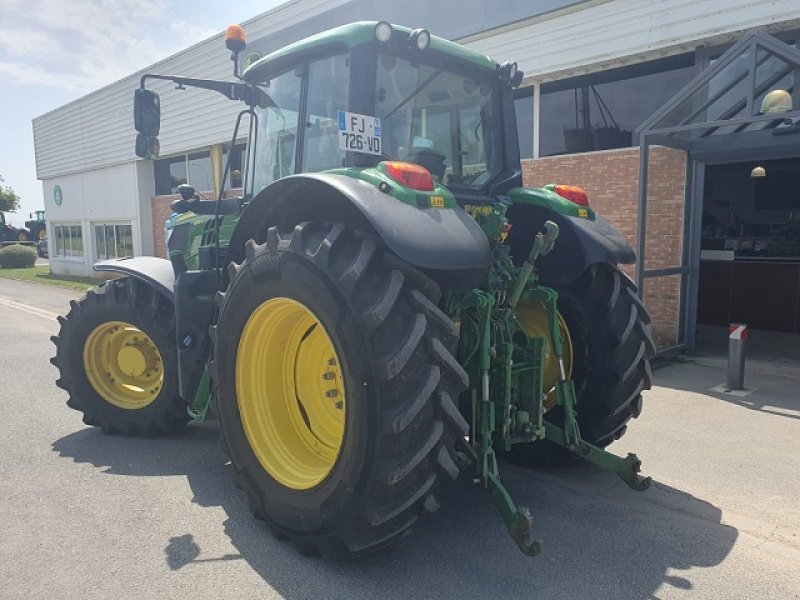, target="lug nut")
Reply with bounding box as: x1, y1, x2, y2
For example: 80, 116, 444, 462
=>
325, 389, 338, 398
322, 371, 335, 380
